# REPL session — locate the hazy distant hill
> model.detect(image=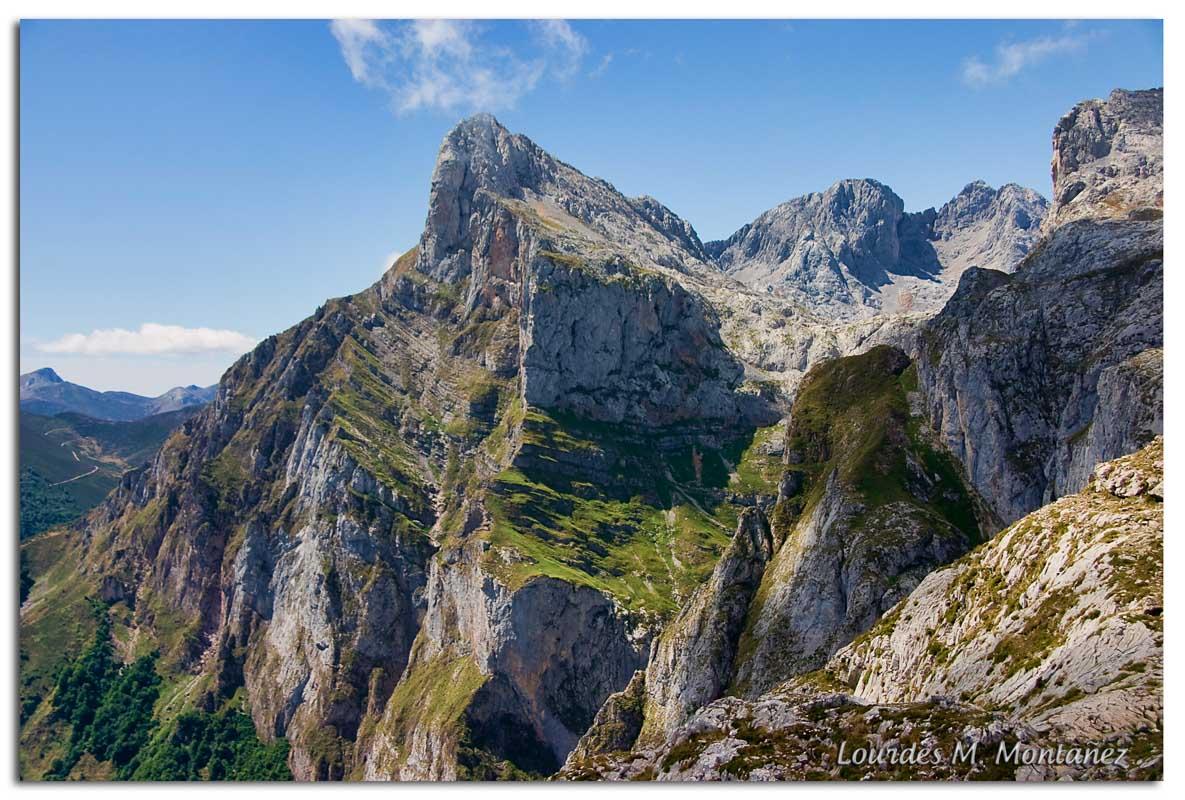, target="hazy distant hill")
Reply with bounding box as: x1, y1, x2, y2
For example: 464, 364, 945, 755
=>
19, 367, 215, 421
